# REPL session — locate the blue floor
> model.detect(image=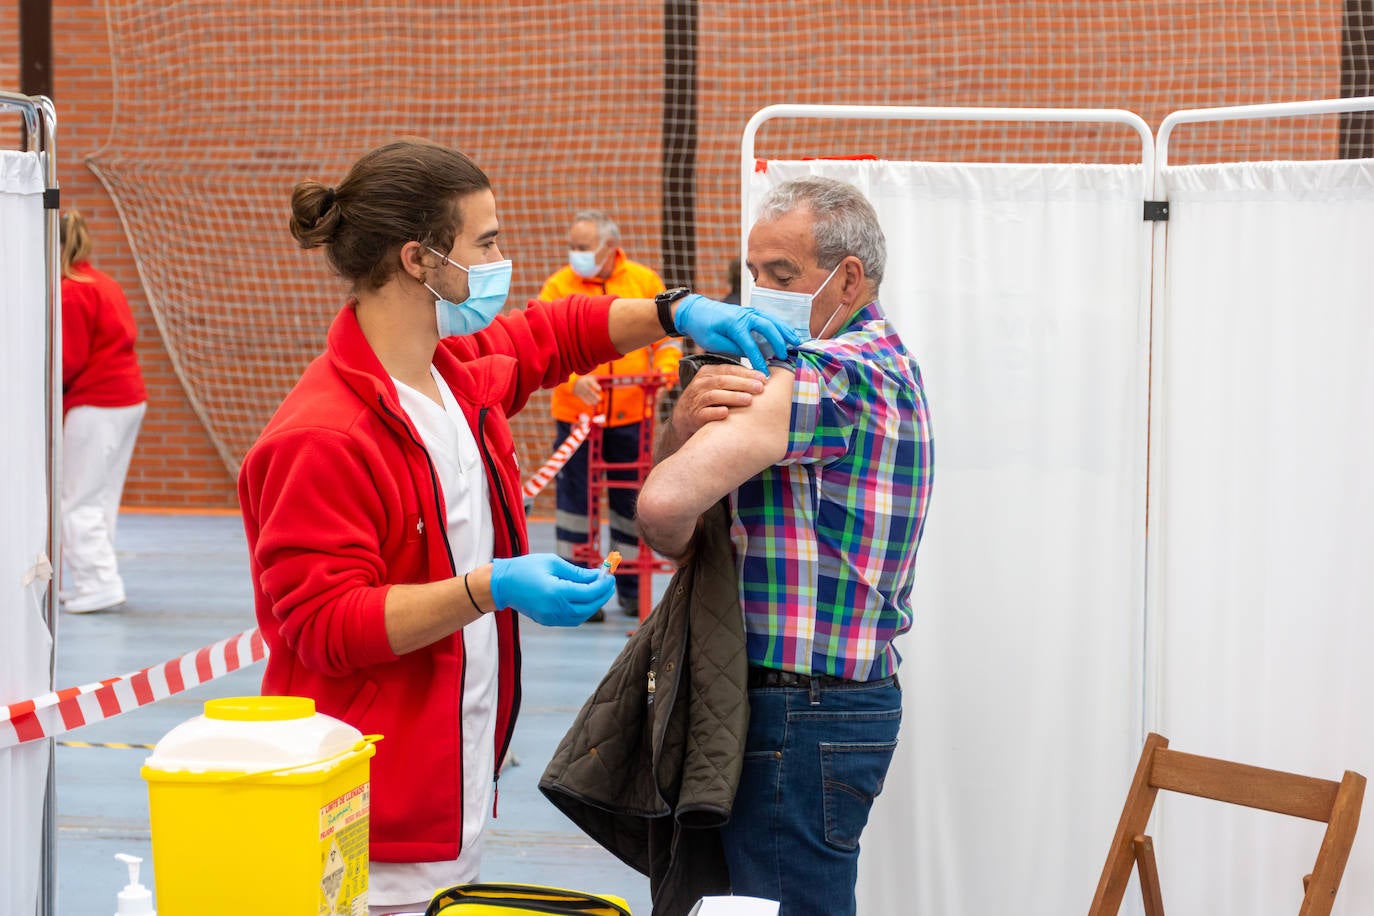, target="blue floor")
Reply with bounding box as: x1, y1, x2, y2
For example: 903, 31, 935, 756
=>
54, 512, 660, 915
